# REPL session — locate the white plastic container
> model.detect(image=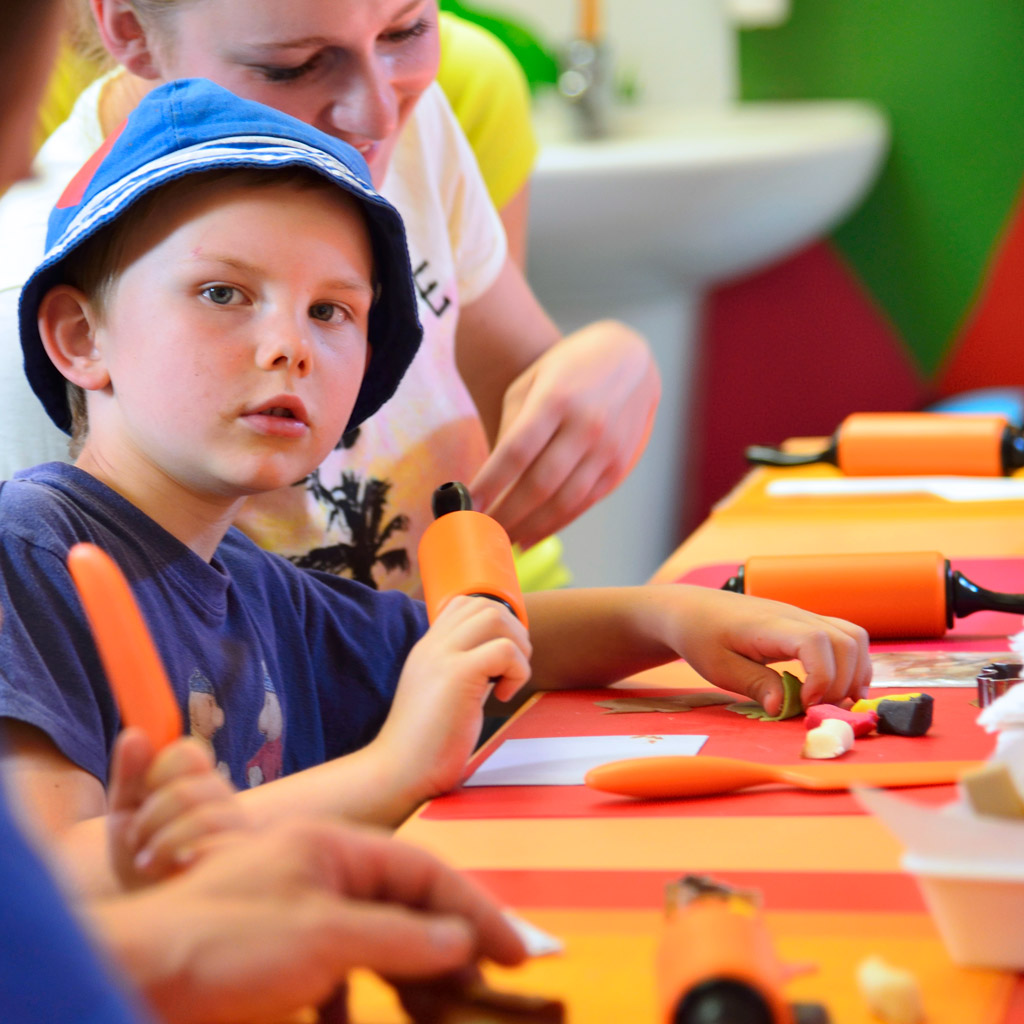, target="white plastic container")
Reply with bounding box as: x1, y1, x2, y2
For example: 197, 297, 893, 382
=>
903, 852, 1024, 970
